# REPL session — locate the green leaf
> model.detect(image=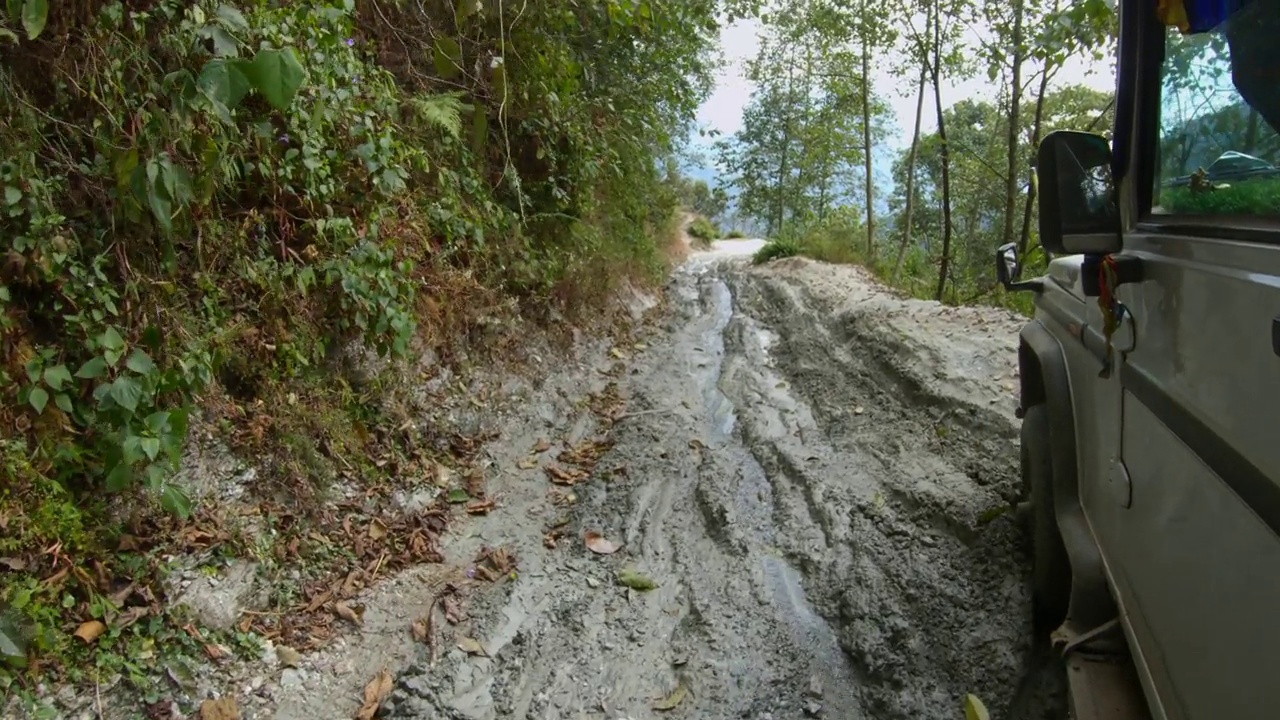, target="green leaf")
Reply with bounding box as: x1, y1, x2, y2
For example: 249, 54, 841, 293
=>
145, 410, 171, 434
76, 356, 108, 379
160, 484, 193, 518
109, 377, 143, 413
141, 437, 162, 461
617, 568, 658, 591
27, 386, 48, 414
147, 183, 173, 233
216, 4, 249, 32
169, 406, 191, 438
0, 611, 29, 669
199, 56, 249, 109
242, 48, 306, 111
121, 434, 144, 463
964, 694, 991, 720
54, 393, 73, 414
3, 186, 20, 205
99, 327, 125, 352
21, 0, 47, 40
433, 37, 463, 79
105, 461, 132, 492
206, 26, 238, 57
446, 488, 470, 504
125, 348, 157, 375
42, 364, 71, 391
198, 57, 250, 108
